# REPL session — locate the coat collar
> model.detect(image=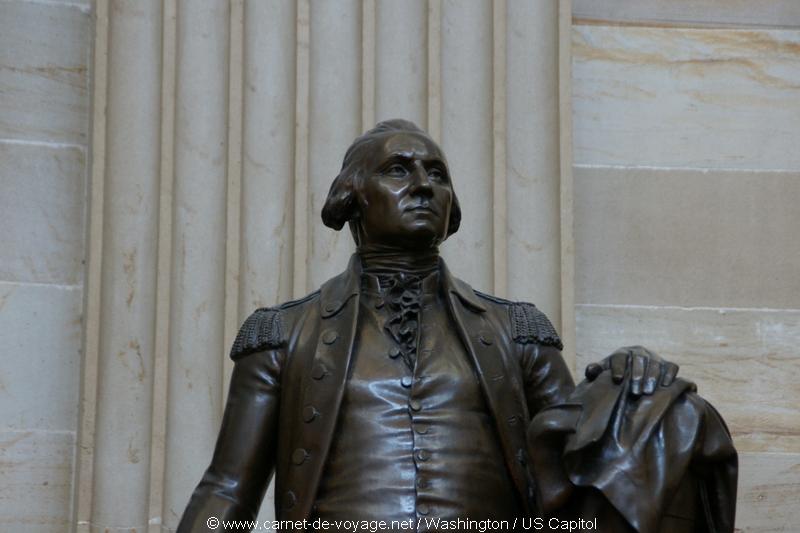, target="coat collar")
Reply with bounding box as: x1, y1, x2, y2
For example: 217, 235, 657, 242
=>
319, 253, 486, 317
